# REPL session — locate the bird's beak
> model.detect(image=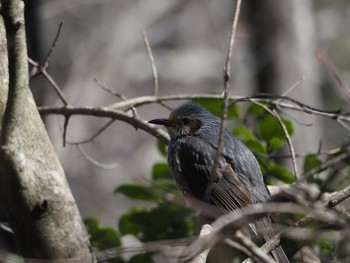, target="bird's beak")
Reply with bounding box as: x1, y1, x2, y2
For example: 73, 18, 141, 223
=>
149, 118, 172, 127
